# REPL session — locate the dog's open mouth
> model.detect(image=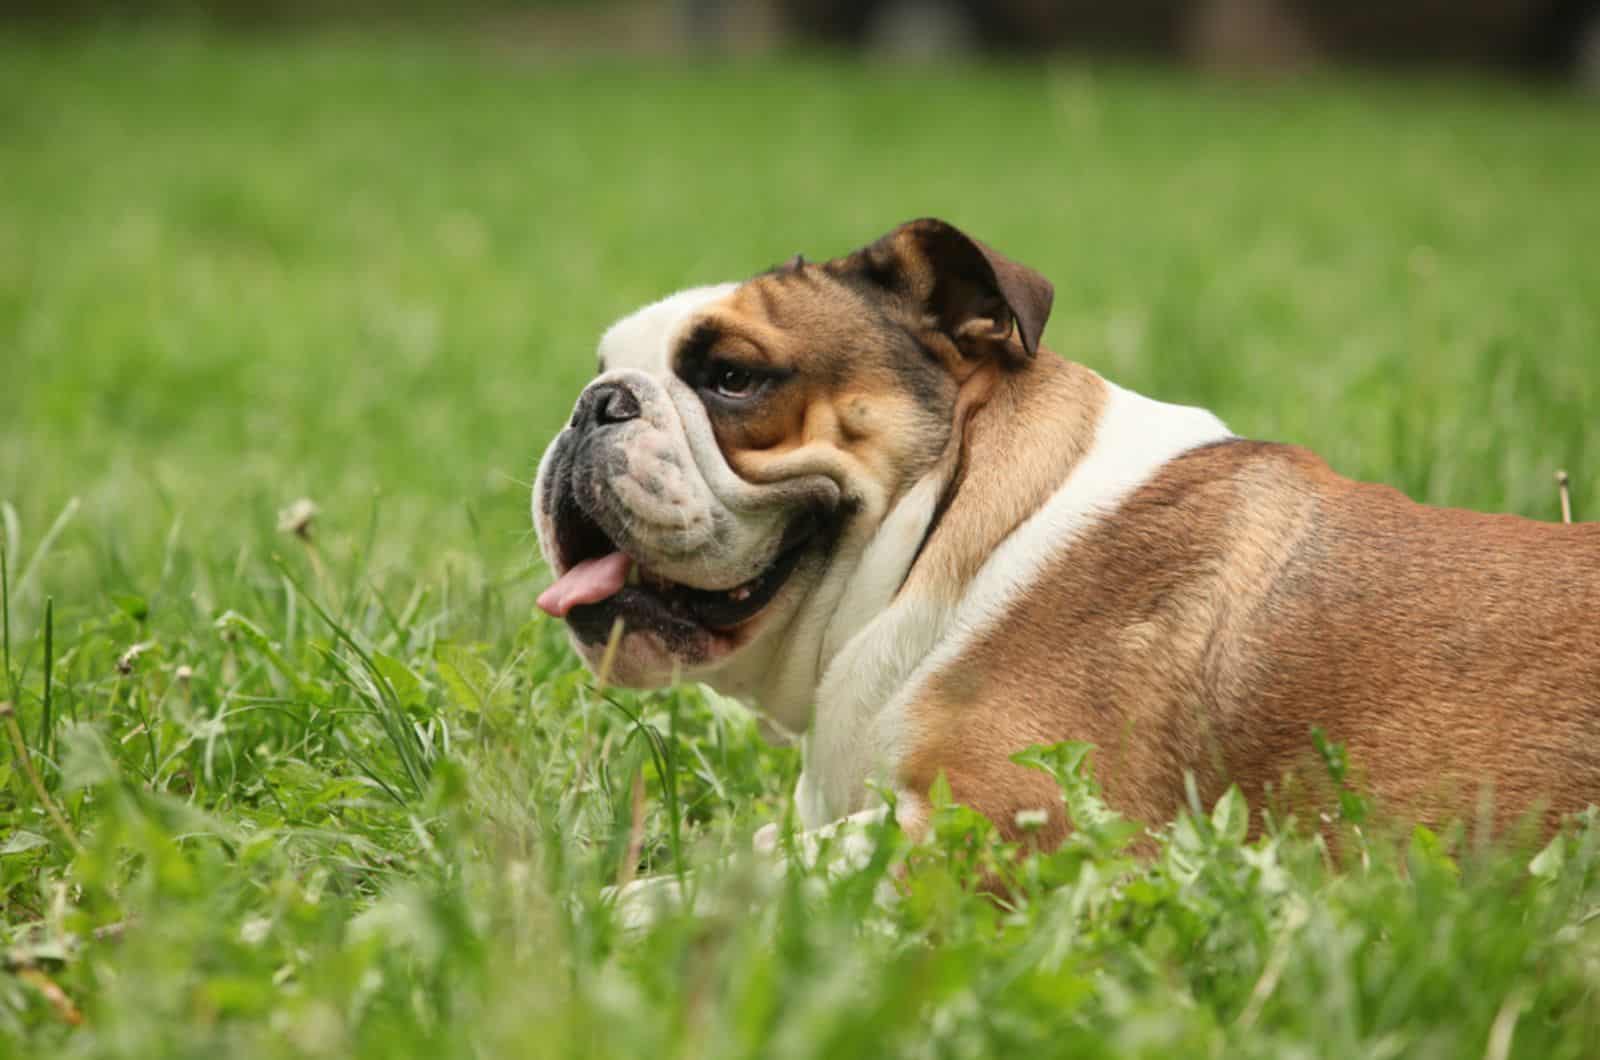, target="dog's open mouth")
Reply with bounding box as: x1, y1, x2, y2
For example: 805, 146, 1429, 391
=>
537, 497, 822, 643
